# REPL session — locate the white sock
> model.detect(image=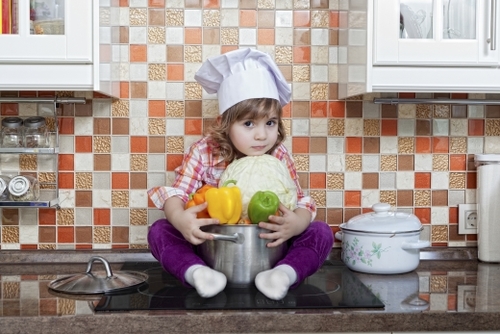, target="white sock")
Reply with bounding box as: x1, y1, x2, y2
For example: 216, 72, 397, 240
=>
255, 265, 297, 300
184, 265, 227, 298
